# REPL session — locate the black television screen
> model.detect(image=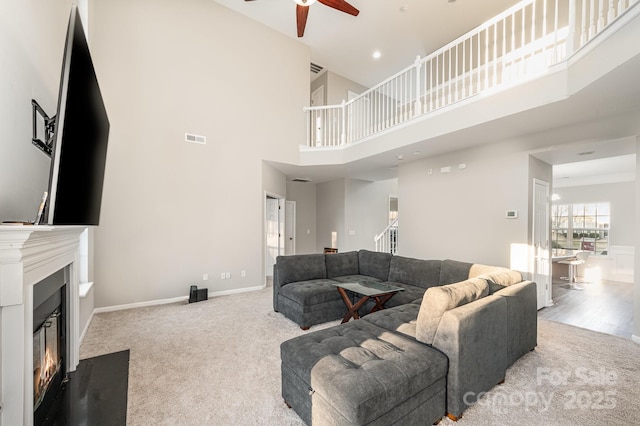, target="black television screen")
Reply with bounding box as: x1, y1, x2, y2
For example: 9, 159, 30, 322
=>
46, 5, 110, 226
